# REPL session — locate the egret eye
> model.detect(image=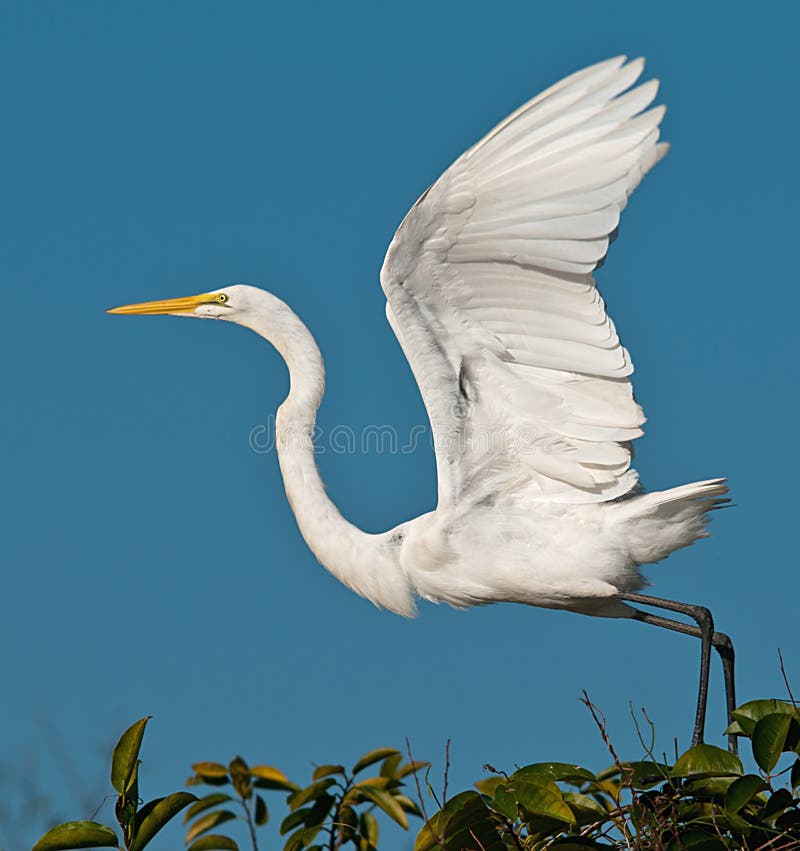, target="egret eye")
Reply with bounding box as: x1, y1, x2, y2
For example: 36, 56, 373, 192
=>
216, 293, 229, 304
